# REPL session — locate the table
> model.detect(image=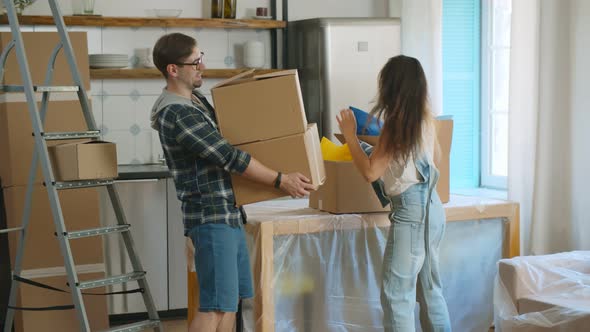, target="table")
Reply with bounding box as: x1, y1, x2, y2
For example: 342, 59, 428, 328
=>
188, 195, 520, 331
